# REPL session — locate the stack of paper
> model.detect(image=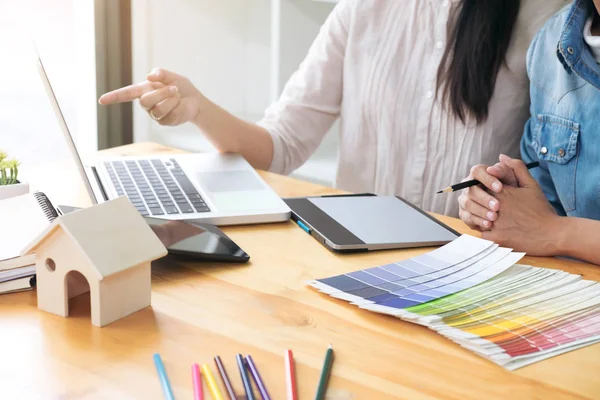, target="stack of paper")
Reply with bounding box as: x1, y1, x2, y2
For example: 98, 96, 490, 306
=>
307, 235, 600, 370
0, 194, 50, 293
